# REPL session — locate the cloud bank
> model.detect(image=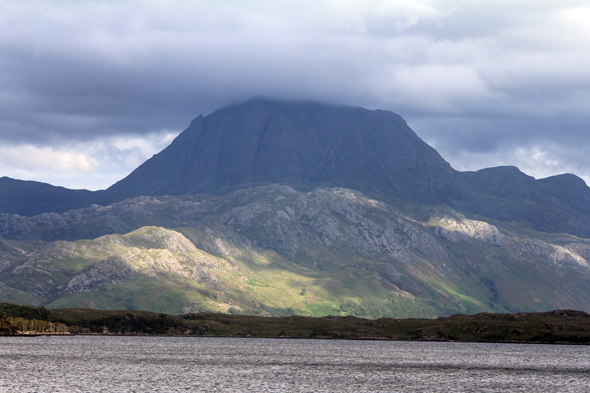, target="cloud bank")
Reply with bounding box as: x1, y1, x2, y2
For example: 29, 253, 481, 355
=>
1, 0, 589, 189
